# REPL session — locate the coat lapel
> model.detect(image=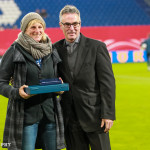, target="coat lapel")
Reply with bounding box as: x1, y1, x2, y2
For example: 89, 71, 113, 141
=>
73, 34, 89, 79
56, 41, 73, 81
55, 34, 90, 81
